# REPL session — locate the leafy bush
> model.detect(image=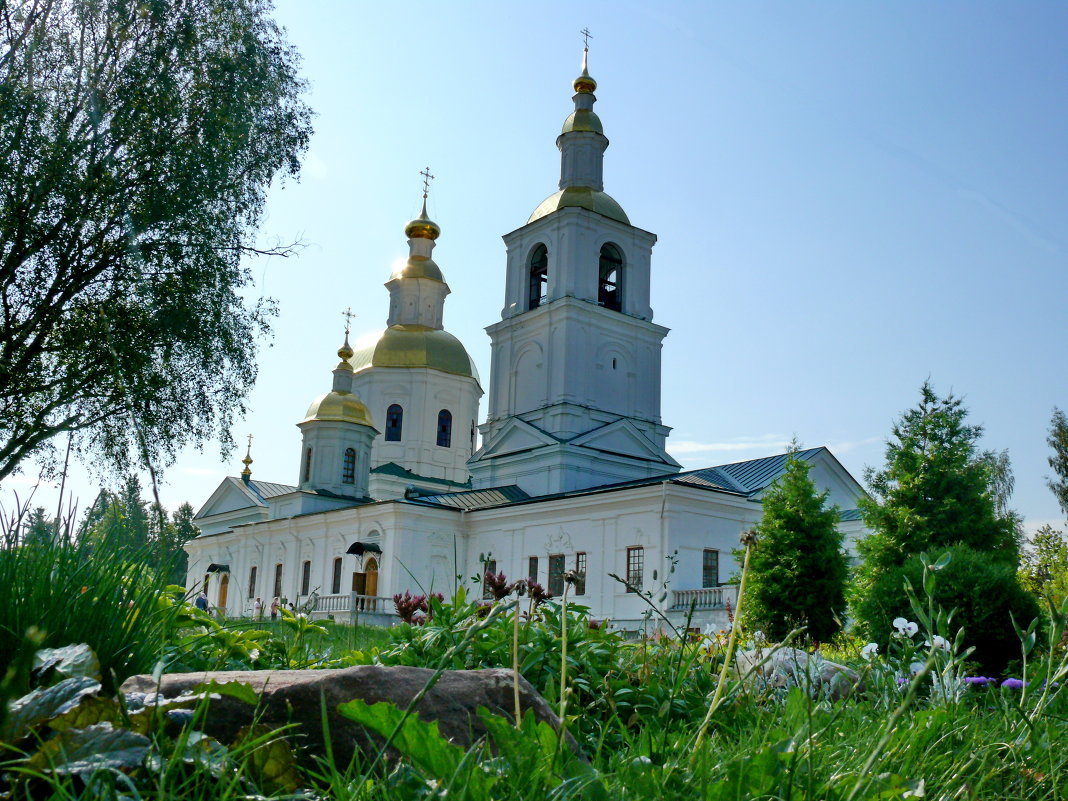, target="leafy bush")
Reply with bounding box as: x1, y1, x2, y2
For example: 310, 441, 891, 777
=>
854, 545, 1041, 674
